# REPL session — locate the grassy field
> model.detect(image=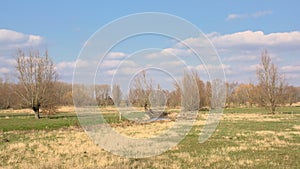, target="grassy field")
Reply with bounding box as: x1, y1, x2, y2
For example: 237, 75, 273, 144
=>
0, 106, 300, 168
